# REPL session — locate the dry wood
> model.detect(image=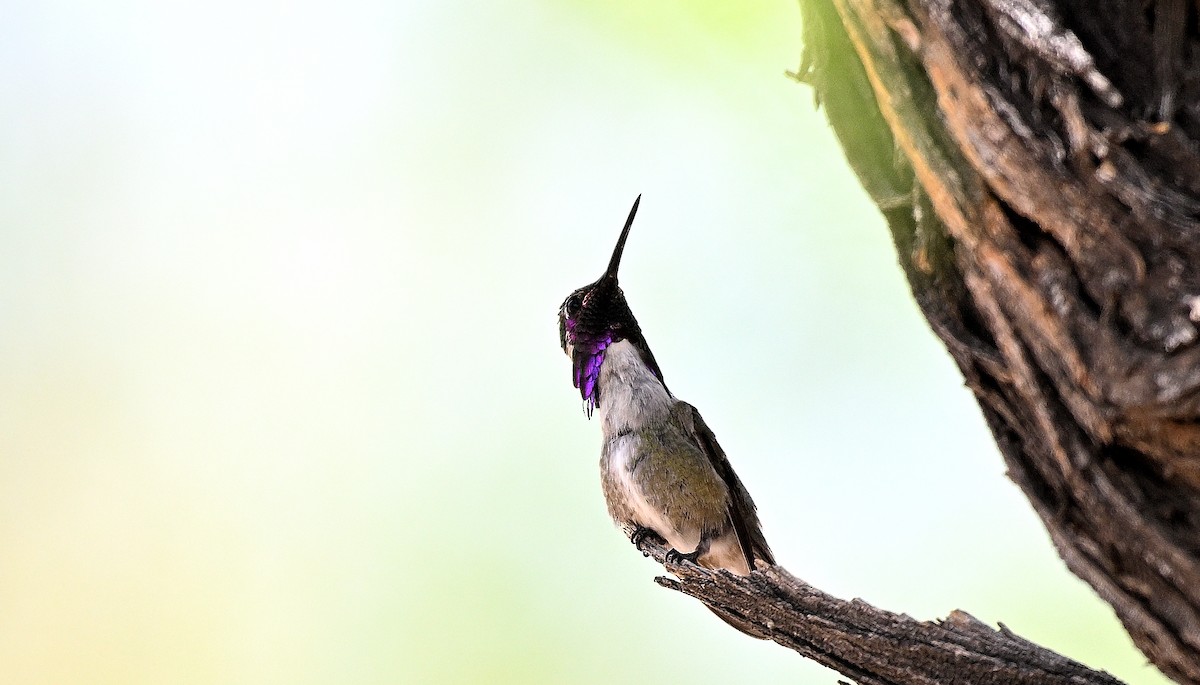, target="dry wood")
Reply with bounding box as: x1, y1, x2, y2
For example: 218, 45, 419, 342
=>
785, 1, 1200, 682
640, 538, 1125, 685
